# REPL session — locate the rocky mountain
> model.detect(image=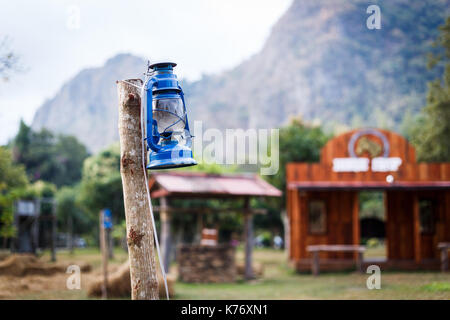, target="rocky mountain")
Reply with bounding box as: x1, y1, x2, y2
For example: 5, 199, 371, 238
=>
32, 0, 450, 152
32, 54, 145, 152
